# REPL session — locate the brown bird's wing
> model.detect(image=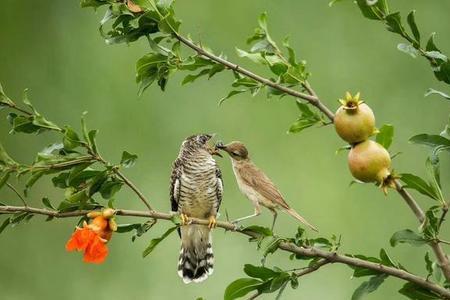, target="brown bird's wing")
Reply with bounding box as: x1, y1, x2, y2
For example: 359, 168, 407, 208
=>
238, 162, 290, 209
215, 167, 224, 212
